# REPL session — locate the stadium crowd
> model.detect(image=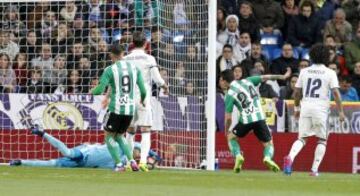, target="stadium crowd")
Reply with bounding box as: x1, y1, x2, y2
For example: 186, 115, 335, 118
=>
217, 0, 360, 102
0, 0, 358, 102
